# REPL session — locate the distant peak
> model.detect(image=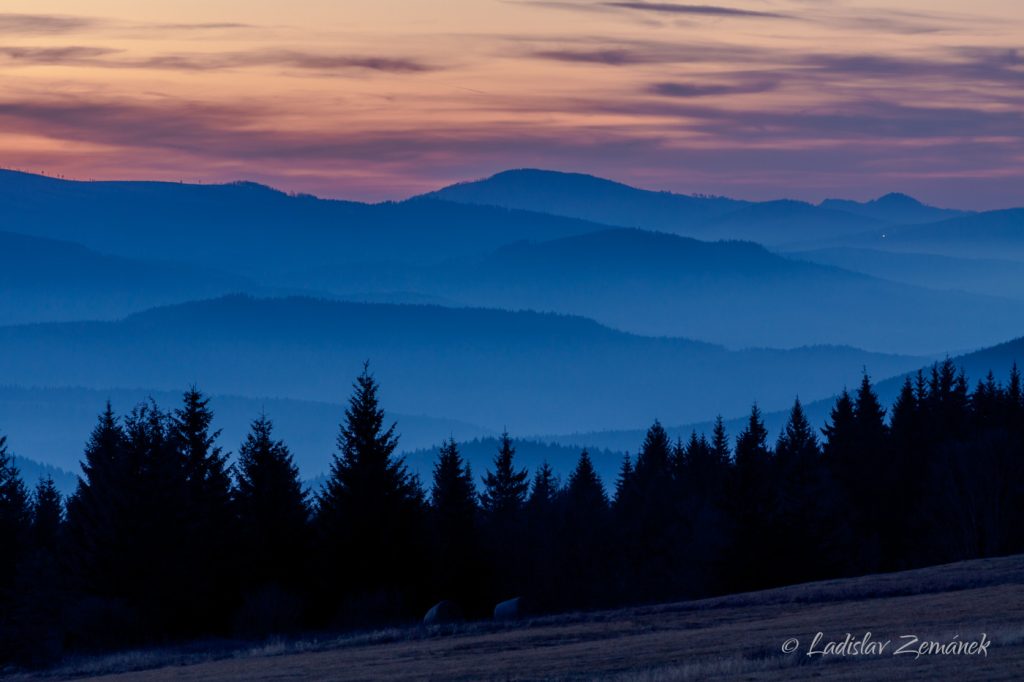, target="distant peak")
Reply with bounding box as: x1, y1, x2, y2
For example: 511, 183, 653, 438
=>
874, 192, 923, 206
